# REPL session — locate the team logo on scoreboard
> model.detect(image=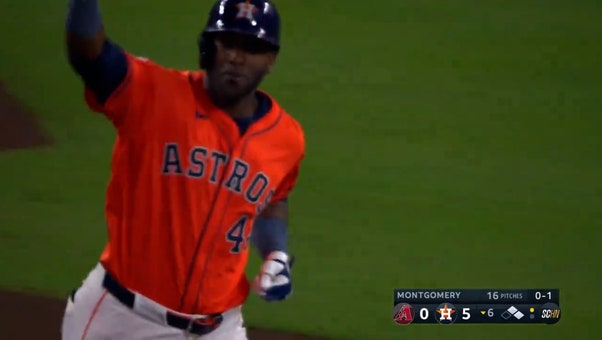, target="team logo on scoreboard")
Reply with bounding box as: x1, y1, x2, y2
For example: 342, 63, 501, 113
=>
392, 303, 415, 325
435, 303, 457, 325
